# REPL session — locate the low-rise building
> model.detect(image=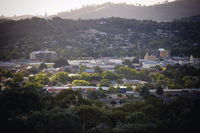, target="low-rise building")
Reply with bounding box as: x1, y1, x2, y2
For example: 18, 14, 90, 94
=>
30, 50, 57, 61
144, 52, 156, 61
142, 61, 160, 69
